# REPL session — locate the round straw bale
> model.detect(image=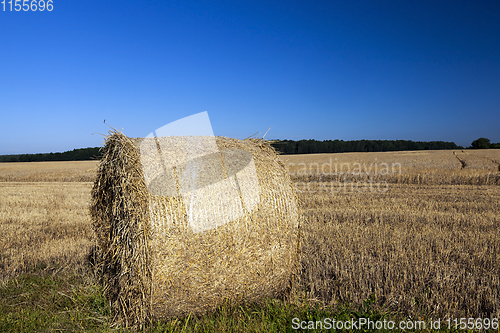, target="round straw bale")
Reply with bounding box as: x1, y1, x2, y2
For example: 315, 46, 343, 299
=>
90, 131, 300, 327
